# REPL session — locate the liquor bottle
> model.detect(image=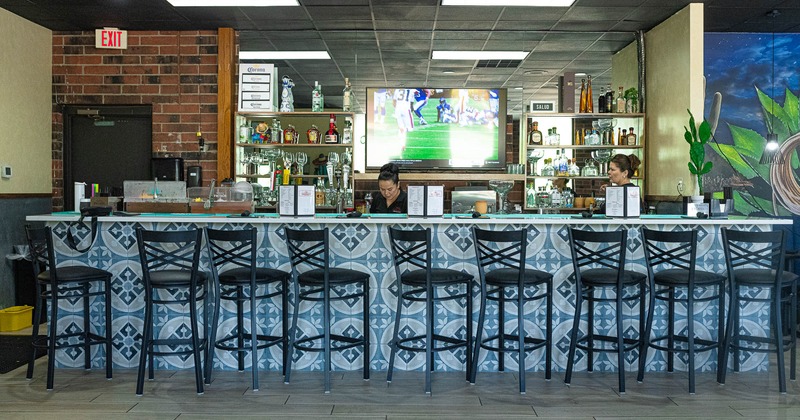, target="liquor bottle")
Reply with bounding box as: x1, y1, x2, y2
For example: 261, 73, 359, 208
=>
272, 118, 282, 144
616, 86, 625, 114
551, 127, 560, 145
586, 75, 594, 113
283, 124, 298, 144
616, 127, 622, 146
626, 126, 637, 145
324, 114, 340, 144
528, 121, 543, 145
315, 177, 326, 206
342, 77, 352, 112
312, 81, 324, 112
598, 86, 606, 114
550, 184, 562, 208
526, 182, 536, 208
579, 79, 587, 113
620, 128, 627, 145
605, 84, 613, 113
306, 124, 321, 144
342, 117, 353, 144
559, 148, 568, 176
